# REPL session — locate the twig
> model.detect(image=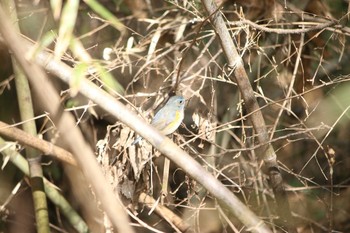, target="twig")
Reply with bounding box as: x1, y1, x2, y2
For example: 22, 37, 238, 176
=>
0, 121, 77, 166
200, 0, 296, 232
27, 27, 271, 233
0, 5, 135, 233
0, 138, 89, 233
139, 192, 194, 233
5, 1, 50, 231
229, 18, 336, 35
